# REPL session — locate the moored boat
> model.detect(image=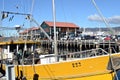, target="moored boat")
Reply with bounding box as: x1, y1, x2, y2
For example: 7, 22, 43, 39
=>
0, 0, 120, 80
1, 48, 120, 80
